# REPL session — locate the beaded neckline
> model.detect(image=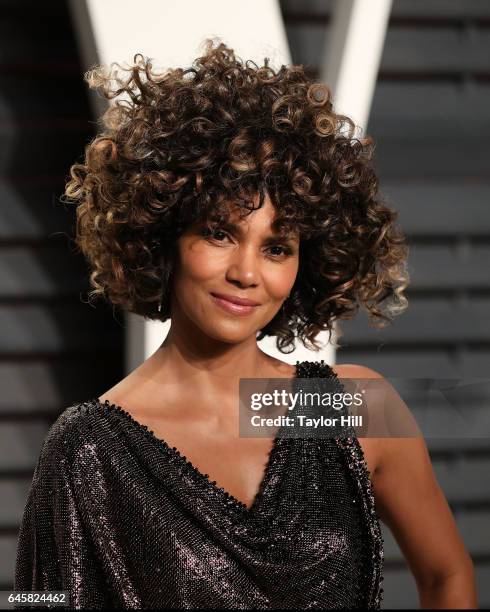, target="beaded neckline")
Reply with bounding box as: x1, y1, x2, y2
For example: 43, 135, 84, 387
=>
84, 359, 384, 606
89, 359, 339, 517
